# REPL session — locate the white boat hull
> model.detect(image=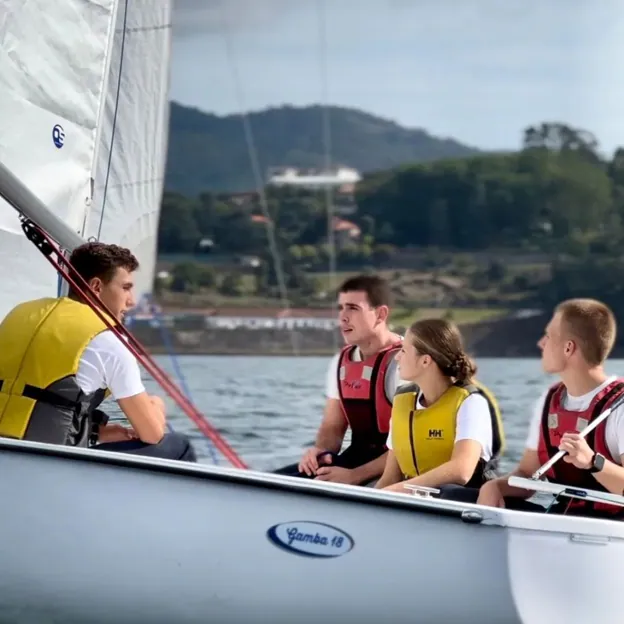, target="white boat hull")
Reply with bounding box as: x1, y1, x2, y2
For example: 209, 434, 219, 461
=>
0, 439, 622, 624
